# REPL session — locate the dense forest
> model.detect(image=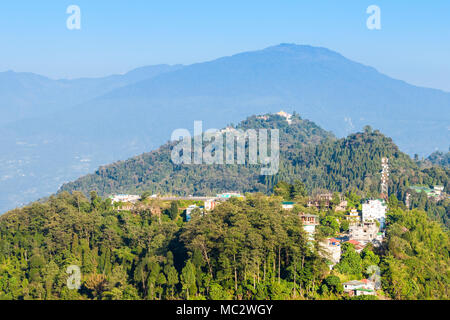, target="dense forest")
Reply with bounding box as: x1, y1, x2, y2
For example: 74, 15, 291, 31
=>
0, 190, 448, 300
59, 114, 449, 226
1, 113, 448, 300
